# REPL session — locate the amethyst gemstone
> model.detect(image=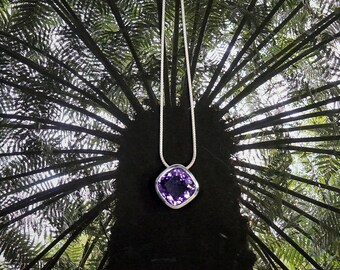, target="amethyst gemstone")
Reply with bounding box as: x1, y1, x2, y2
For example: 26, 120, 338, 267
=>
155, 164, 199, 209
